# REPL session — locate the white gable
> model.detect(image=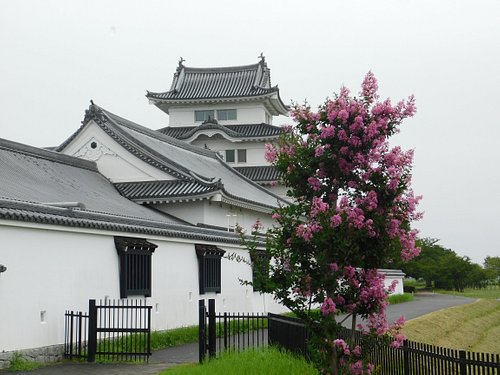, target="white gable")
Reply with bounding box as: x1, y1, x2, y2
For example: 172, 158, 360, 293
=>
61, 121, 175, 183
